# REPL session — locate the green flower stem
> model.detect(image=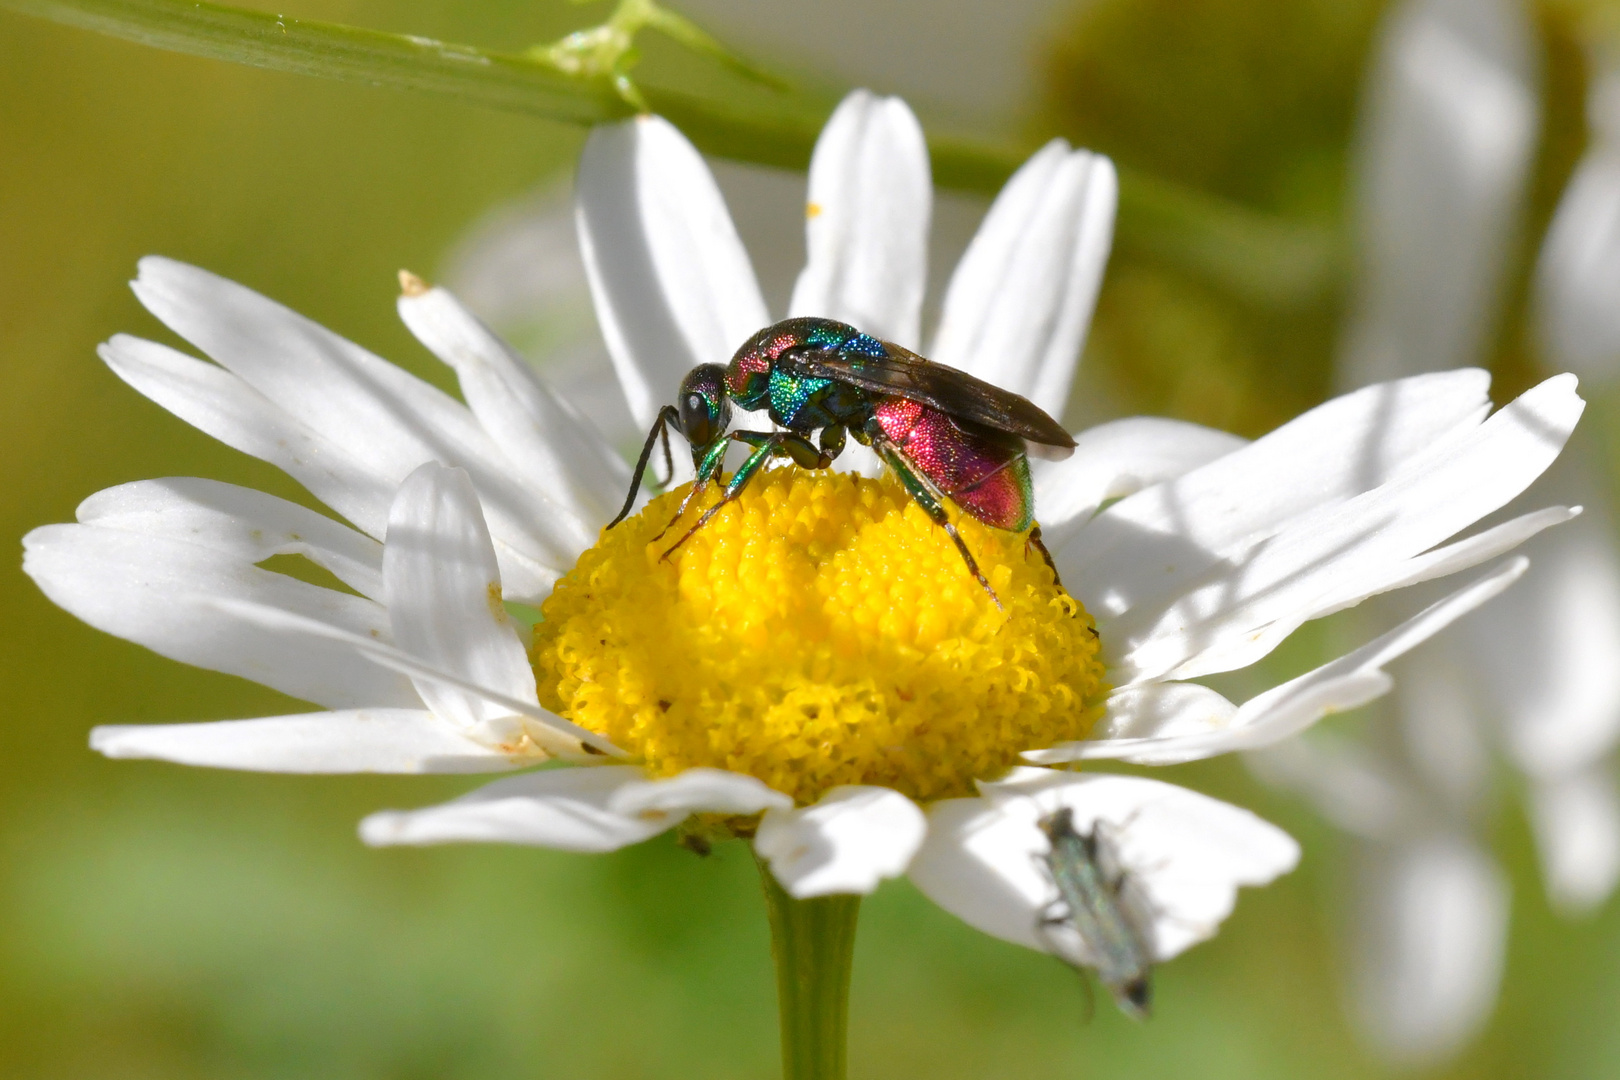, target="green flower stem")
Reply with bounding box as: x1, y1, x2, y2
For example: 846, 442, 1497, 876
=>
758, 855, 861, 1080
4, 0, 1340, 307
5, 0, 628, 124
